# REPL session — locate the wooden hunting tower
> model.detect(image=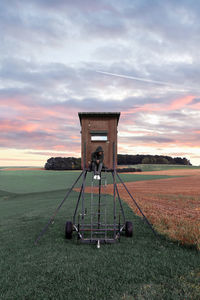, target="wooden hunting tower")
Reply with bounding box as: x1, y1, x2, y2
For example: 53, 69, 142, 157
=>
78, 112, 120, 170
